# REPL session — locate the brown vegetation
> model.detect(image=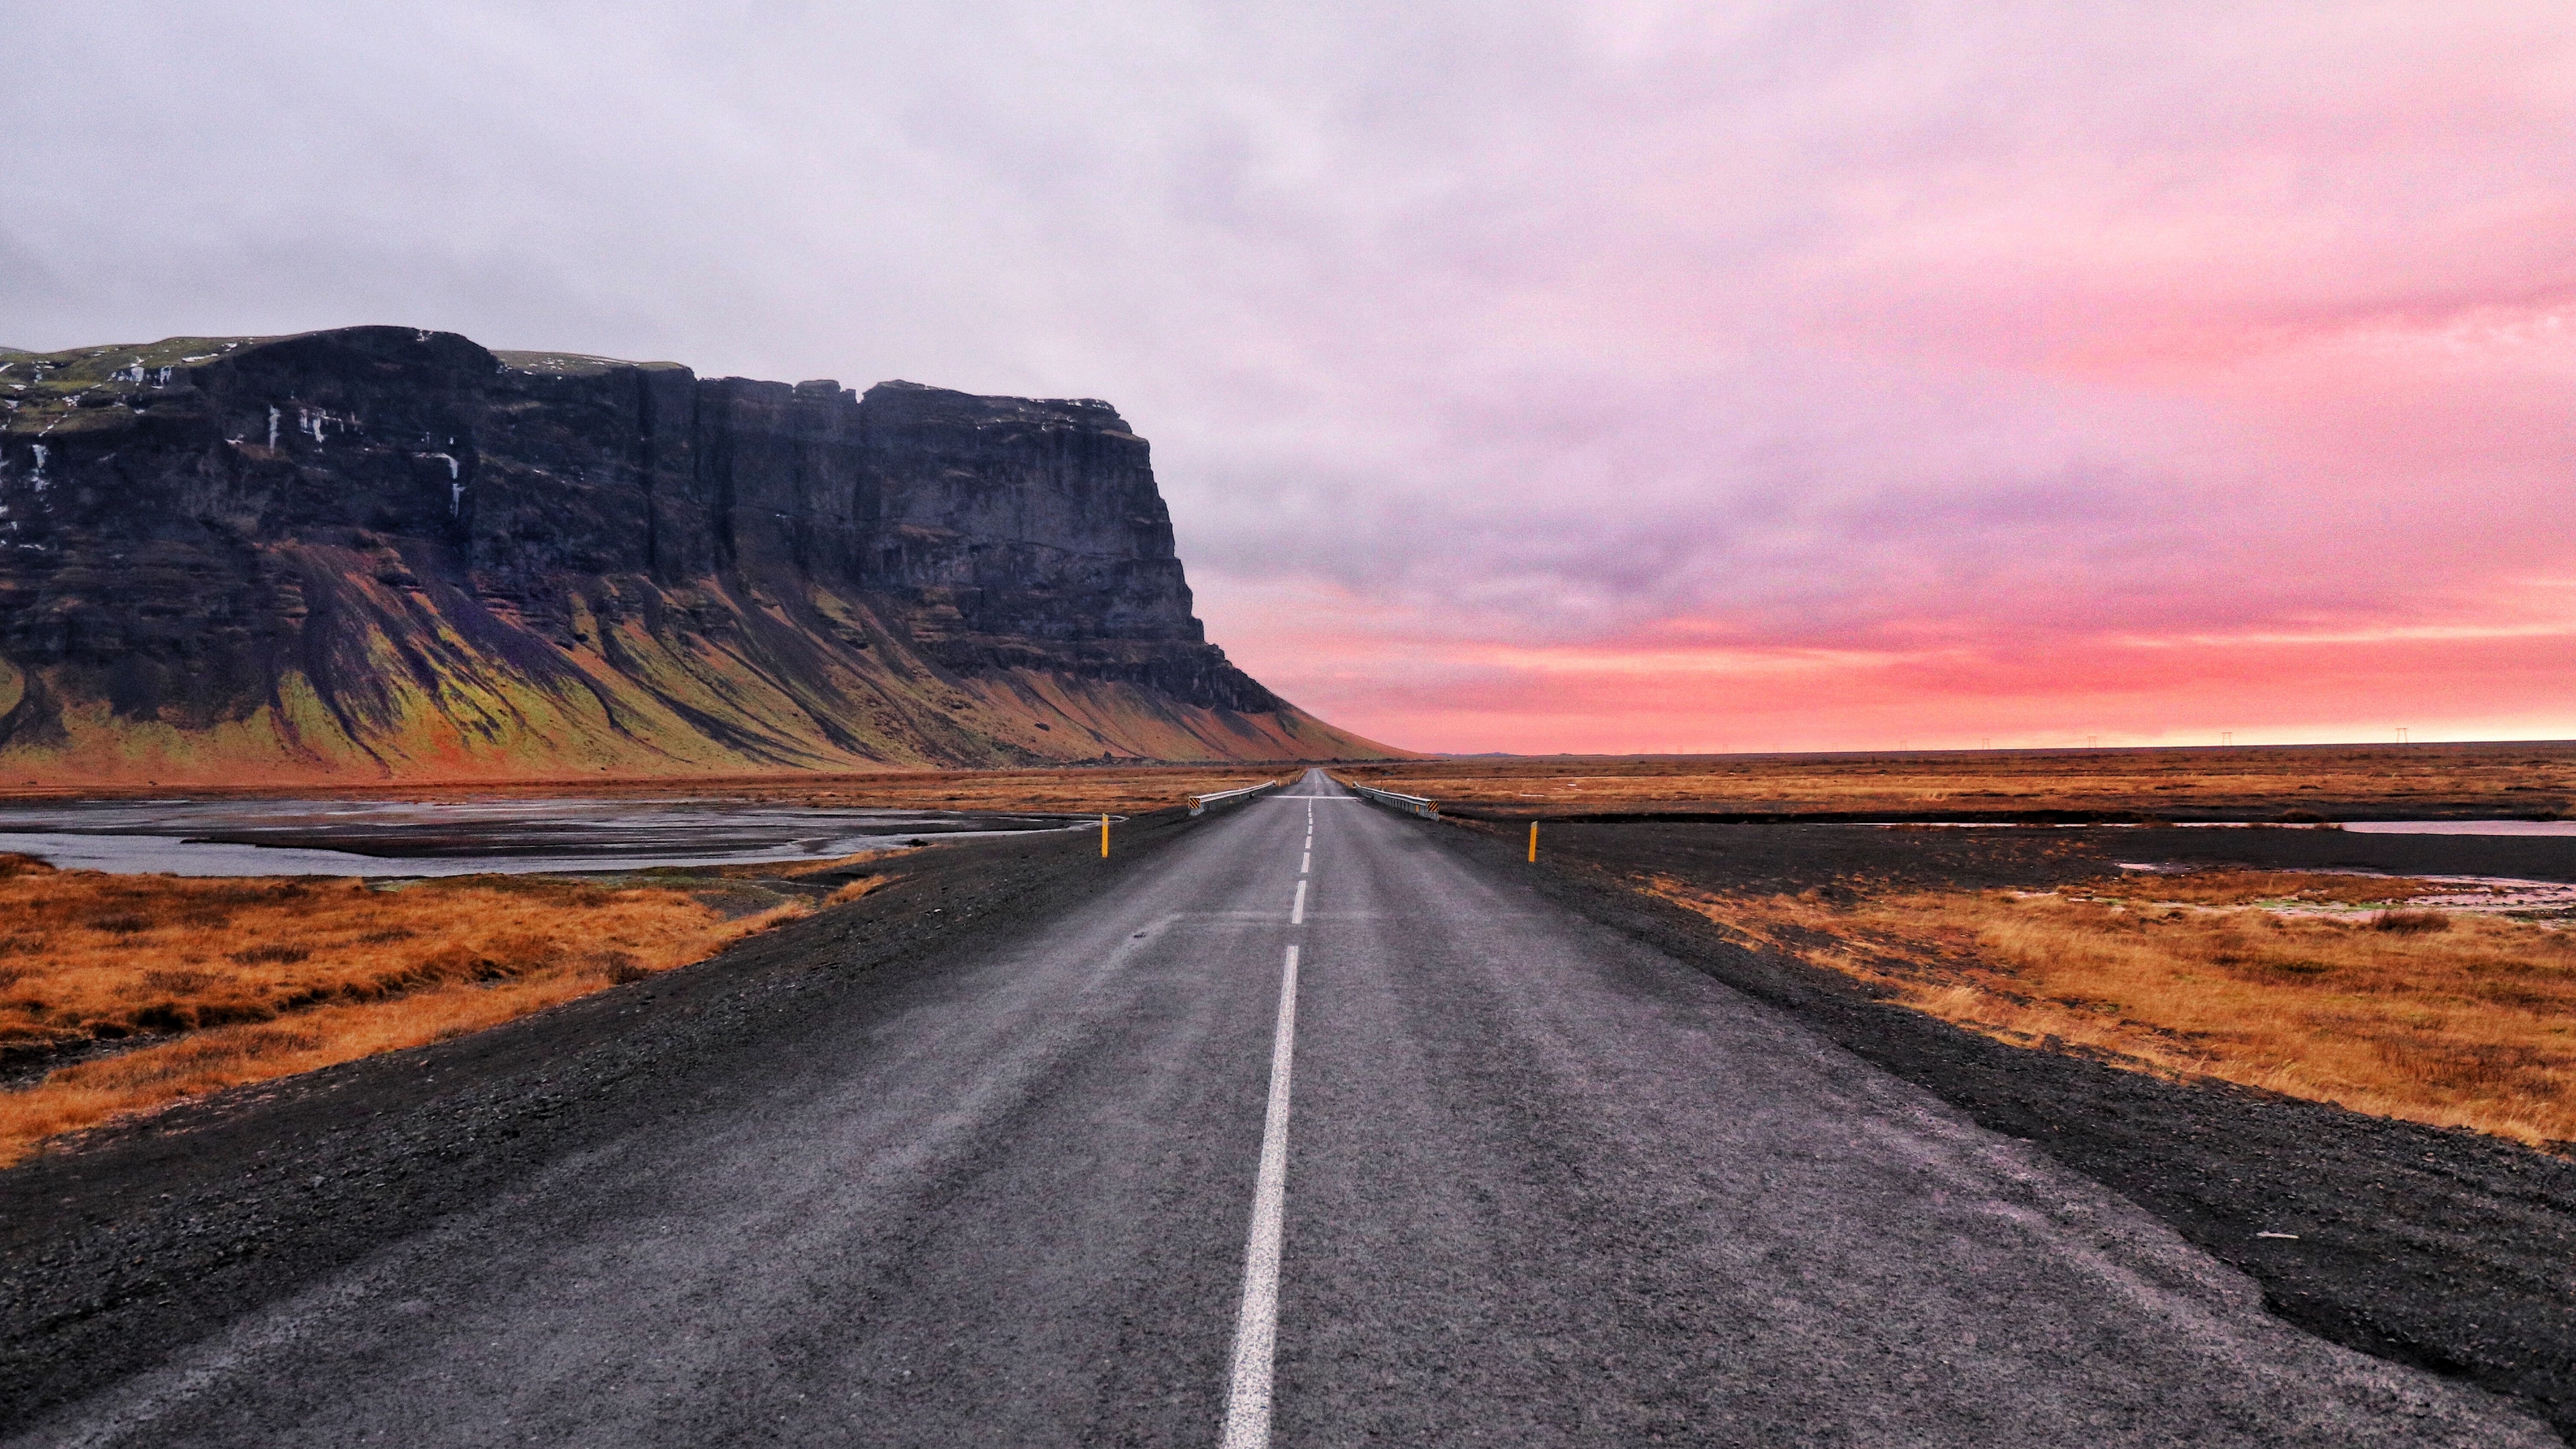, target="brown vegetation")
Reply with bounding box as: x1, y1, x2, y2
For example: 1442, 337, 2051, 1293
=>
0, 855, 860, 1165
683, 765, 1291, 814
0, 765, 1291, 817
1340, 742, 2576, 818
1652, 870, 2576, 1146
